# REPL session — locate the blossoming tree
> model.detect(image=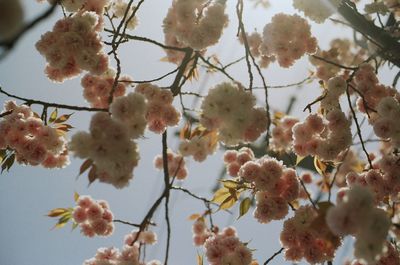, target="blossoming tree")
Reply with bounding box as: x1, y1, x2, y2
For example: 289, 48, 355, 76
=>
1, 0, 400, 264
